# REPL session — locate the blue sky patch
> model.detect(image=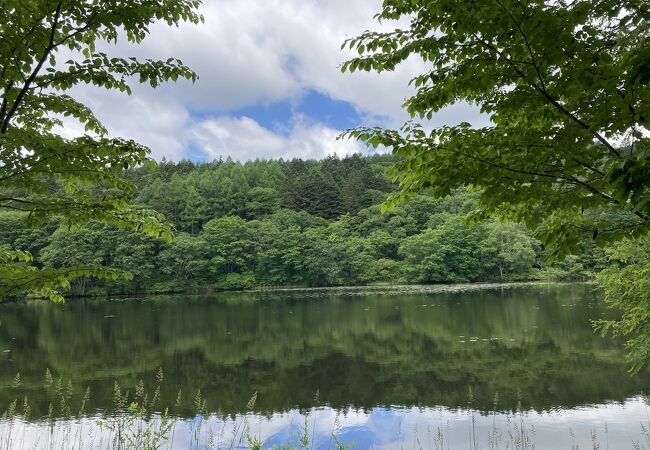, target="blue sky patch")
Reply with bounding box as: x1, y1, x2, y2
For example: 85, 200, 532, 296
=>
297, 90, 361, 130
189, 89, 362, 137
